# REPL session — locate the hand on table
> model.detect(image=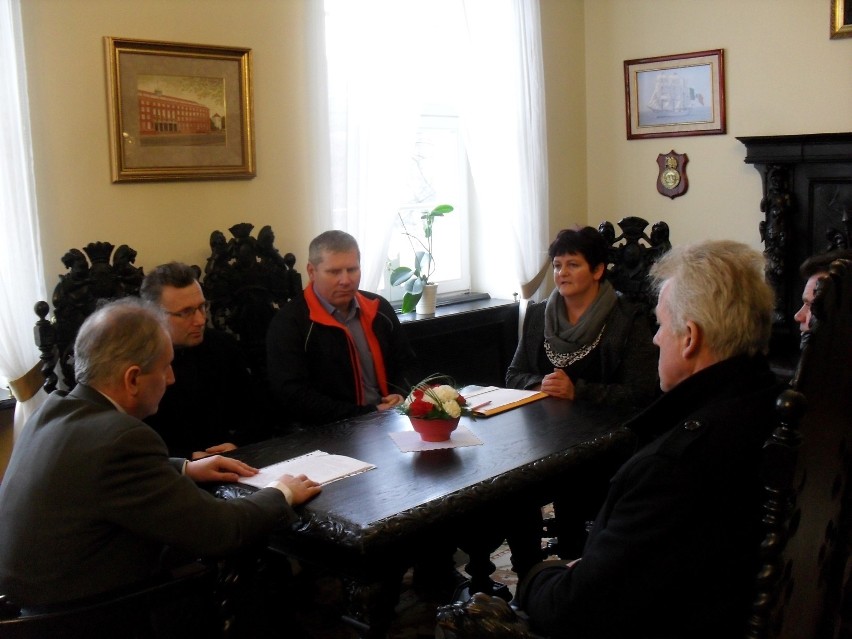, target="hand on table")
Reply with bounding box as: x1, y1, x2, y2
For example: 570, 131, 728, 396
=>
540, 368, 575, 400
276, 473, 322, 505
186, 455, 259, 483
377, 393, 404, 411
190, 442, 238, 460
